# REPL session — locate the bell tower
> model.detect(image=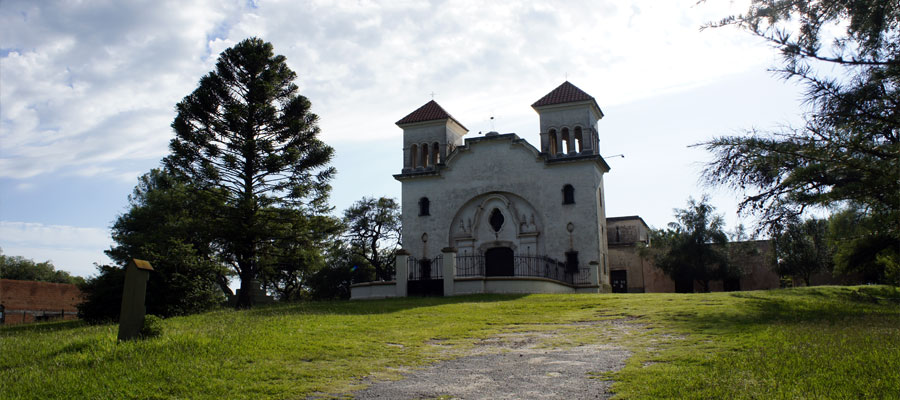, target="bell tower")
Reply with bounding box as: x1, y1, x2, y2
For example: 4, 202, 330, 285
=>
531, 81, 604, 158
396, 100, 468, 172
